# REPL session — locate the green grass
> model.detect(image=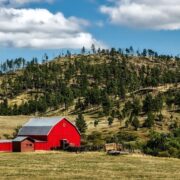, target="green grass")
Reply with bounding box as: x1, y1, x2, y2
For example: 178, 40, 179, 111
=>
0, 152, 179, 179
